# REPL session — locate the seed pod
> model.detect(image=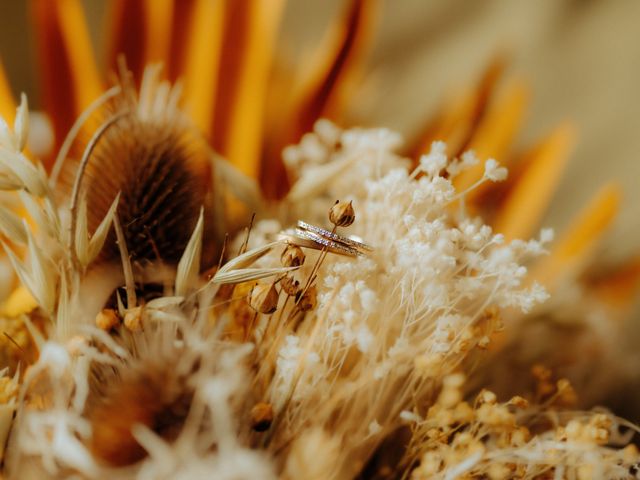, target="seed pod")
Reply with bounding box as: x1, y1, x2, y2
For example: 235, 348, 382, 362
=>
95, 308, 120, 331
298, 285, 317, 312
329, 200, 355, 227
250, 402, 274, 432
281, 244, 305, 267
124, 306, 143, 332
280, 275, 301, 297
250, 283, 279, 314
